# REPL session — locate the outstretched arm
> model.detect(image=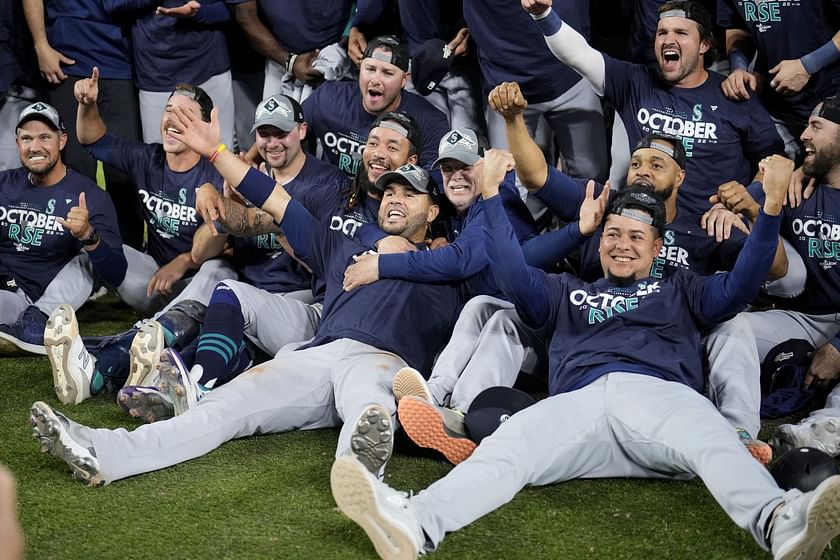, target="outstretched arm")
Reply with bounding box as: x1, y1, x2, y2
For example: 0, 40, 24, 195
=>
522, 0, 606, 95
